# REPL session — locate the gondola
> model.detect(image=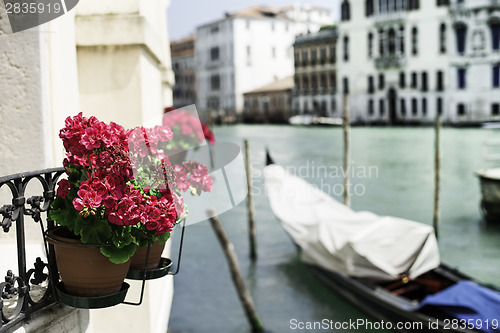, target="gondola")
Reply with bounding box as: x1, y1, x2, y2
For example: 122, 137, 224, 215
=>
264, 151, 500, 333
